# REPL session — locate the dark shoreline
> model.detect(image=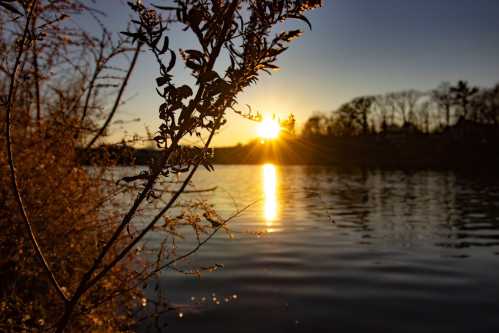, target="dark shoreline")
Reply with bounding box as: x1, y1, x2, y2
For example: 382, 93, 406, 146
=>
79, 131, 499, 171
